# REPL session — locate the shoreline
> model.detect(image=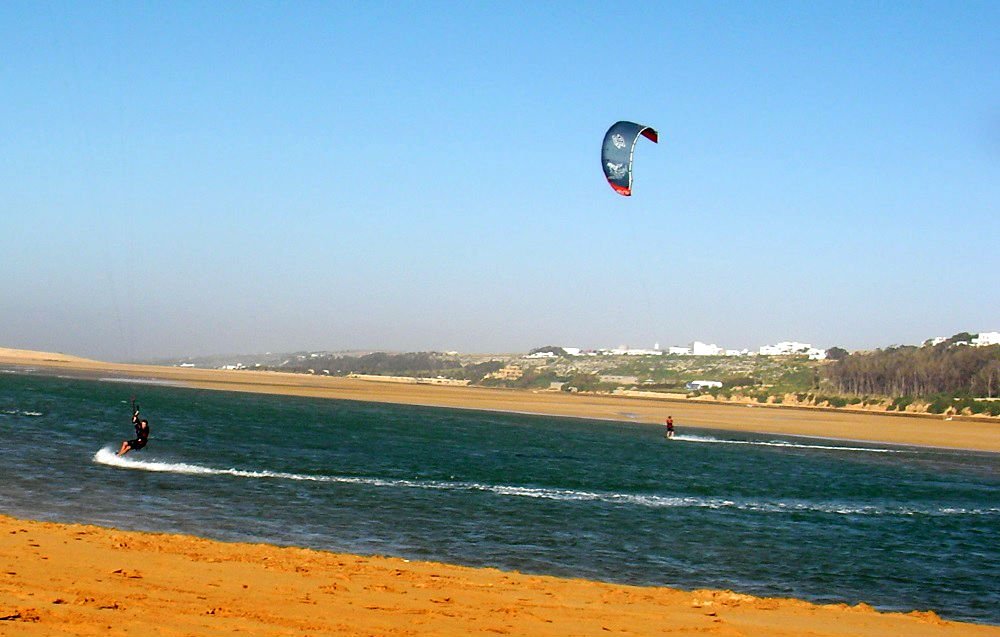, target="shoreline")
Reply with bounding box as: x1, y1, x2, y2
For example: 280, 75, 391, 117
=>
2, 514, 998, 636
2, 347, 999, 452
